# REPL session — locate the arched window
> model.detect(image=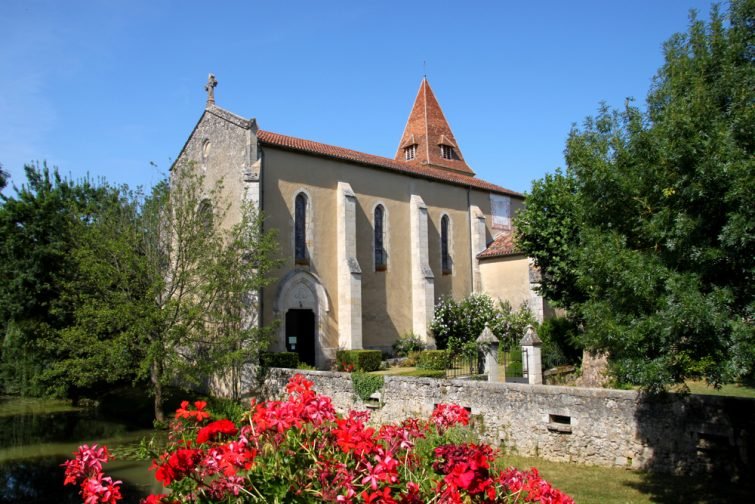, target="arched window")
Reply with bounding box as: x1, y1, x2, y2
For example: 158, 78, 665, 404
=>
294, 192, 308, 265
374, 204, 387, 271
441, 215, 452, 274
198, 199, 213, 234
